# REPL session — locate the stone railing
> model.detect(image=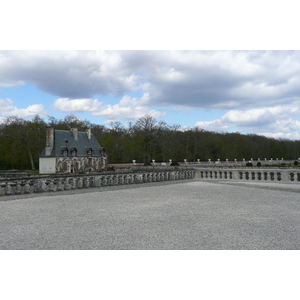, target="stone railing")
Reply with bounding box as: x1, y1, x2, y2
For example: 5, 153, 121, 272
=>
0, 169, 195, 196
195, 168, 300, 182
